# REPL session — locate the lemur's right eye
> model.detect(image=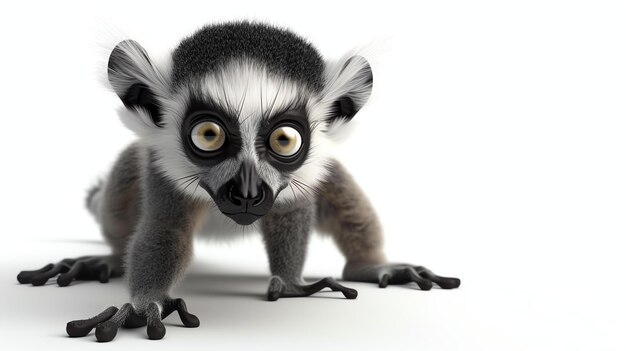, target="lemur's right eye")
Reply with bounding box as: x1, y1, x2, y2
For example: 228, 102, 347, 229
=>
190, 121, 226, 151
